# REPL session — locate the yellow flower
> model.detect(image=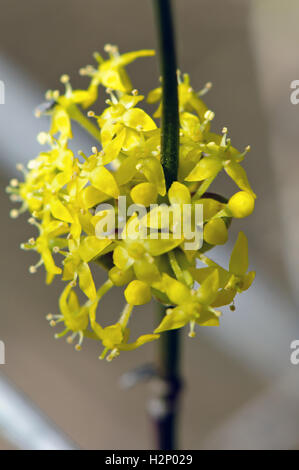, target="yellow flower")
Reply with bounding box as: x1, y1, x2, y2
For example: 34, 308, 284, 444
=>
8, 47, 256, 359
154, 270, 221, 337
